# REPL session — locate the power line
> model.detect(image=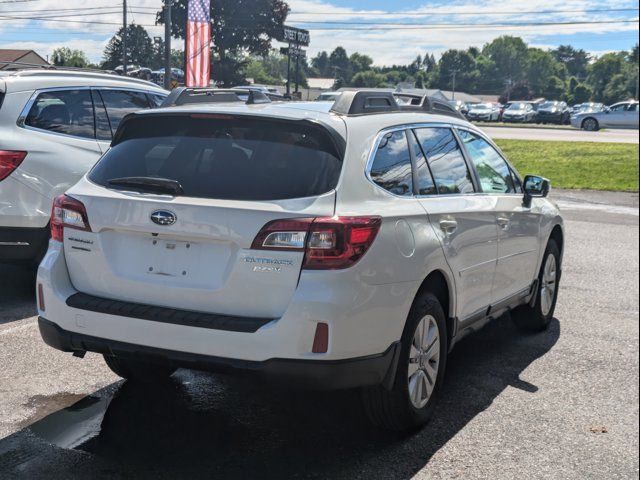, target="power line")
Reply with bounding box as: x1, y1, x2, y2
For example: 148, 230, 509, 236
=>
285, 7, 640, 16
